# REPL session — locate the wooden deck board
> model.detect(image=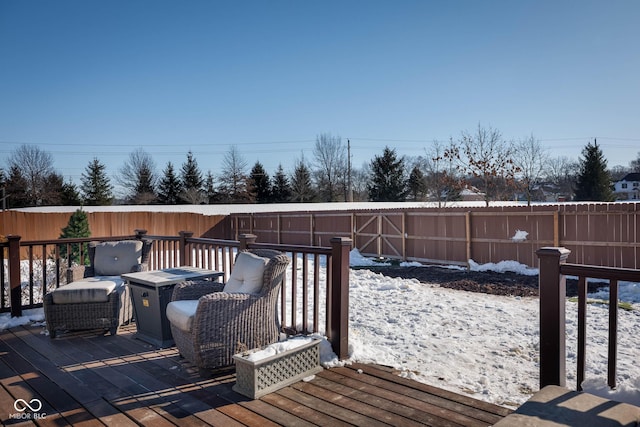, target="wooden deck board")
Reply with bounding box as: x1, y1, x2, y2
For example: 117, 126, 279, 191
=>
0, 323, 511, 426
